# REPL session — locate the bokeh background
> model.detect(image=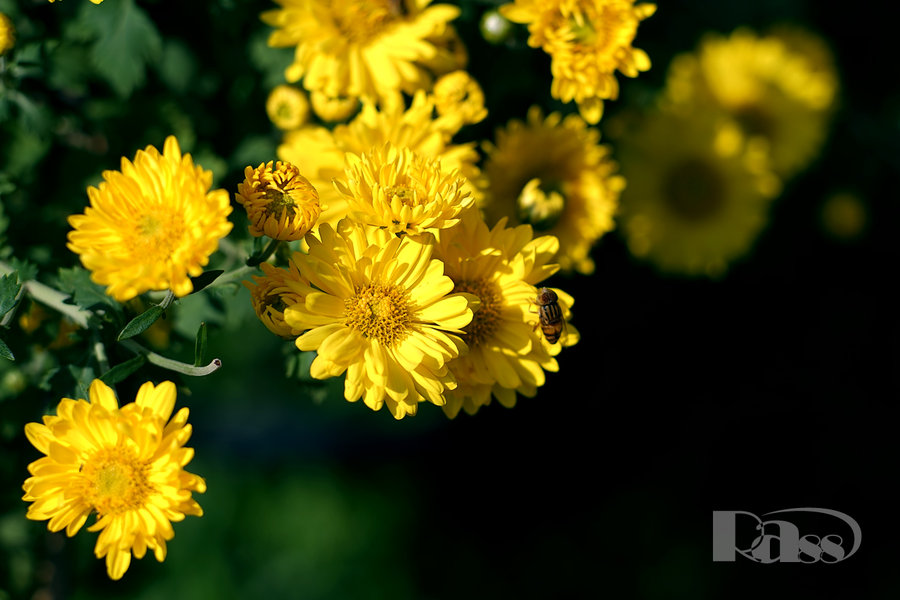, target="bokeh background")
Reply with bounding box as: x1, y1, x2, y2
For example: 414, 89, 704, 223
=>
1, 0, 898, 598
